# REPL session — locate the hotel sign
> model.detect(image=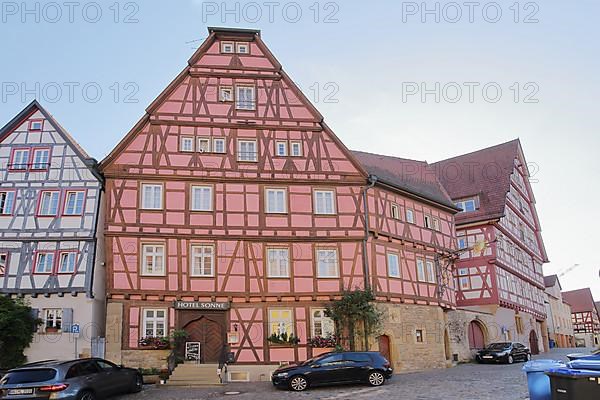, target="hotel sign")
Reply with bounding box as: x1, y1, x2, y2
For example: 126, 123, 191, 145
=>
173, 301, 230, 310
